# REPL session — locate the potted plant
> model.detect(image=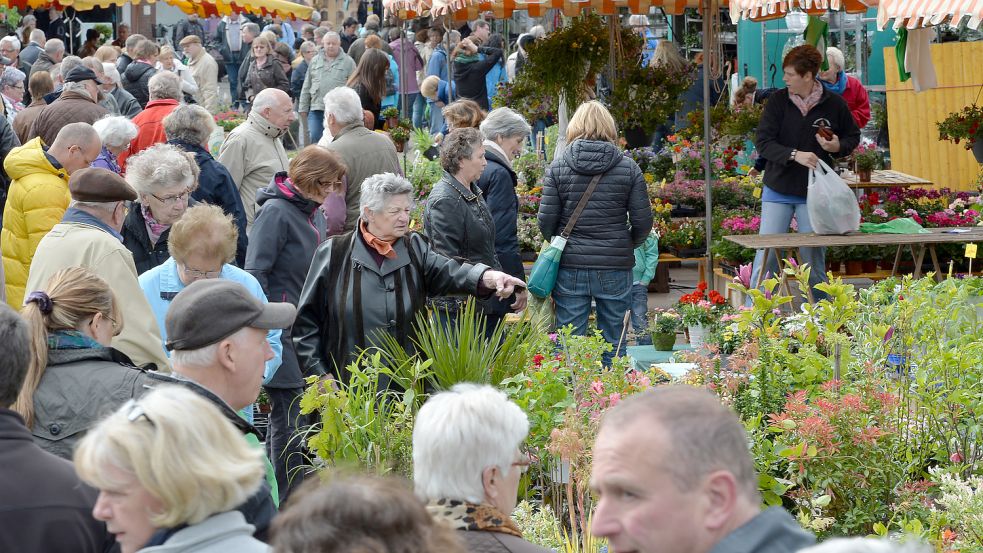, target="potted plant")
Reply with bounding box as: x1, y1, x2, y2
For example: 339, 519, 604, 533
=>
678, 282, 728, 348
843, 246, 864, 275
648, 309, 681, 351
937, 104, 983, 163
388, 119, 411, 153
381, 106, 400, 130
853, 143, 883, 183
609, 62, 693, 149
